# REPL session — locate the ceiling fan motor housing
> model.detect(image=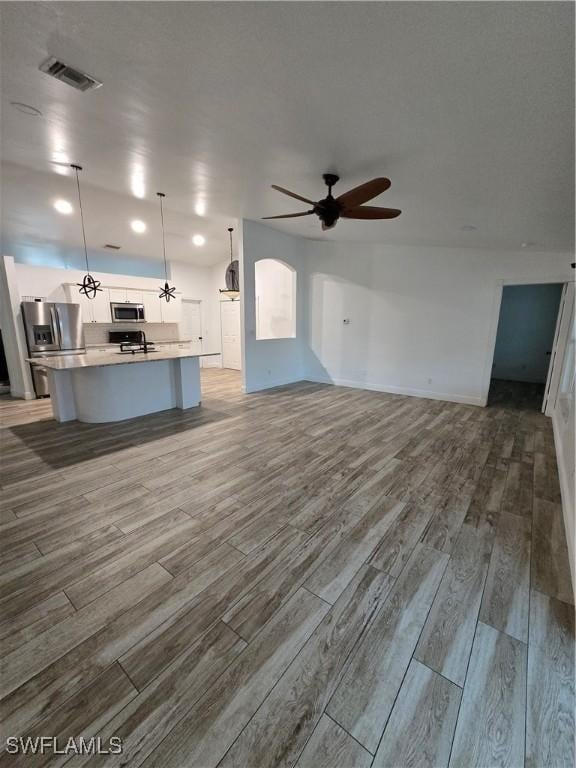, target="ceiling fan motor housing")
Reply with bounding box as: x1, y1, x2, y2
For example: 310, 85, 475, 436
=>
316, 173, 341, 226
315, 197, 341, 227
